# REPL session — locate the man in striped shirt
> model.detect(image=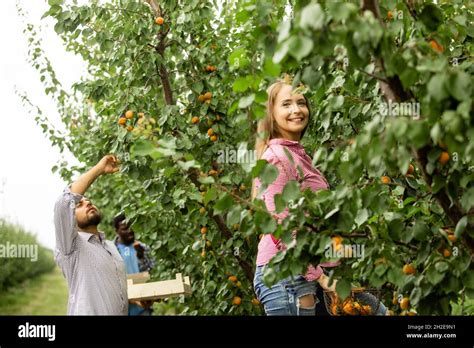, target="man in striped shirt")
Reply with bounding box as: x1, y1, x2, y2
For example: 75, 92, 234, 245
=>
54, 155, 128, 315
